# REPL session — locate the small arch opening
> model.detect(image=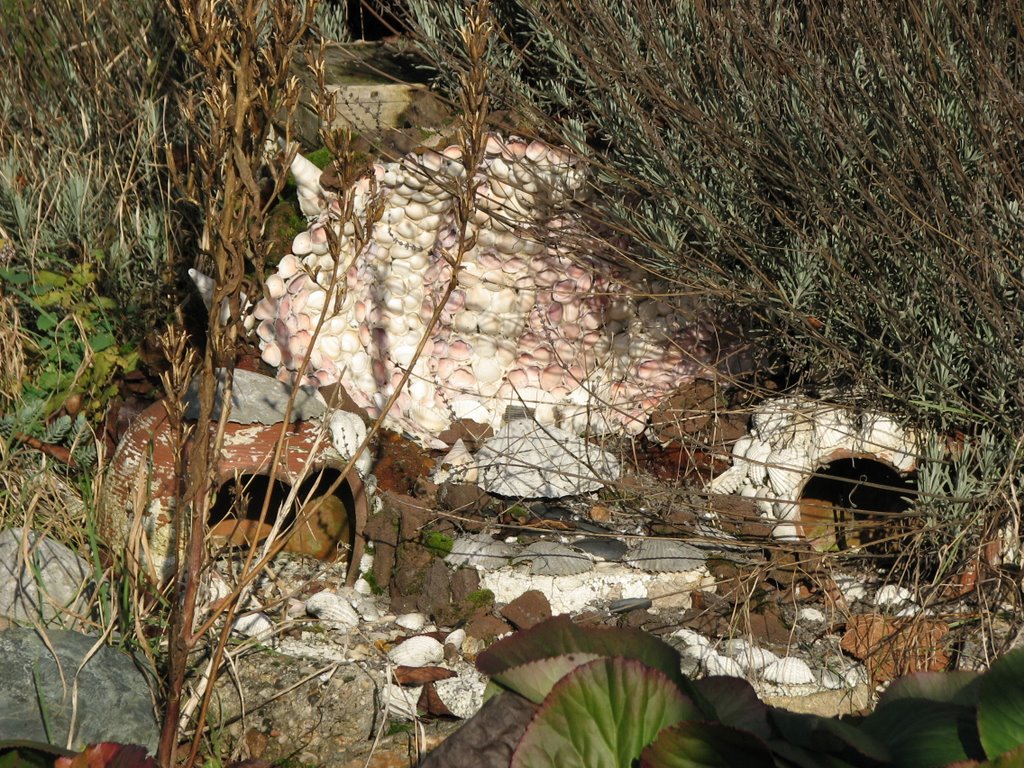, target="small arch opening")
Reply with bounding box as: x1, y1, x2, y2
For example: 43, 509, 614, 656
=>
798, 457, 917, 553
208, 468, 355, 561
